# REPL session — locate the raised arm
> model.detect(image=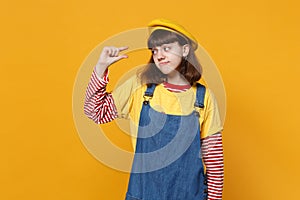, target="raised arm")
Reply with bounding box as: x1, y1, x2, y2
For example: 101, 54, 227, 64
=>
83, 46, 128, 124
